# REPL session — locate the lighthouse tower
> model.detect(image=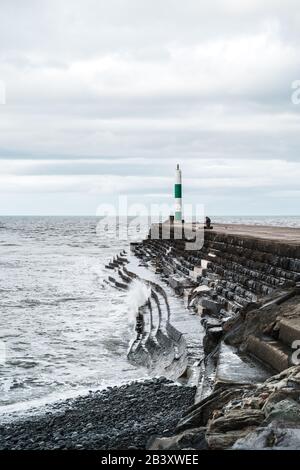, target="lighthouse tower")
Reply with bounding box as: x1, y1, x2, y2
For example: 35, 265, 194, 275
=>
174, 164, 182, 222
